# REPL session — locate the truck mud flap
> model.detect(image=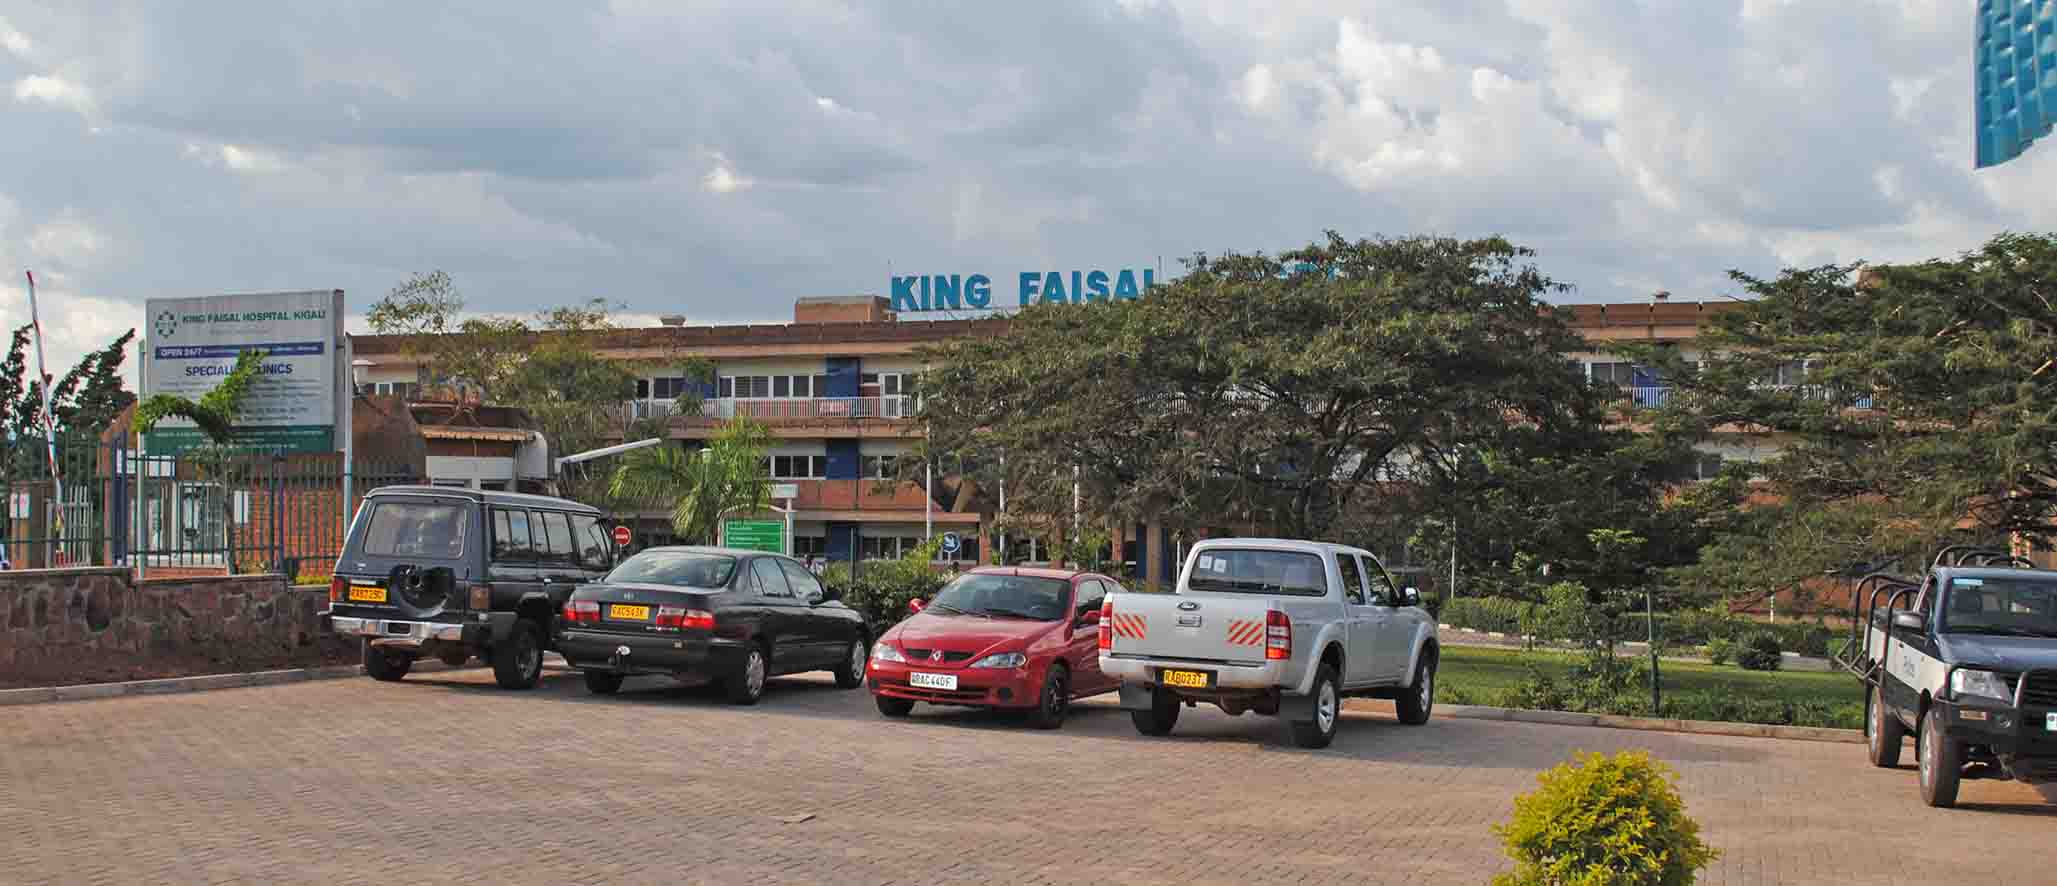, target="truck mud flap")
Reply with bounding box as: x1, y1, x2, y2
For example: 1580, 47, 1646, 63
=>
1118, 682, 1158, 711
1277, 691, 1316, 723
